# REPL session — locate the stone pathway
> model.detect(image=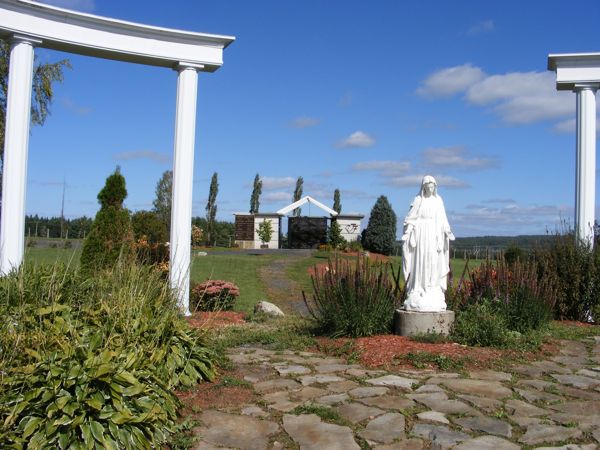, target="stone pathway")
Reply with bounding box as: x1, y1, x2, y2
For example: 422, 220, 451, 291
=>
192, 336, 600, 449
